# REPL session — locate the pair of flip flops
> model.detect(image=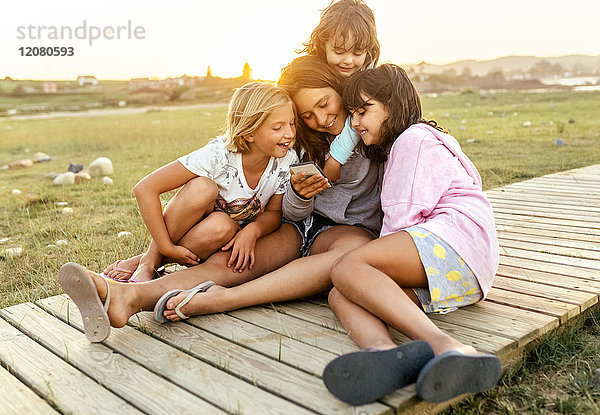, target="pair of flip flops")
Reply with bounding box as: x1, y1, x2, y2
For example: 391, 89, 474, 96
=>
323, 340, 501, 405
59, 262, 112, 343
153, 281, 215, 323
